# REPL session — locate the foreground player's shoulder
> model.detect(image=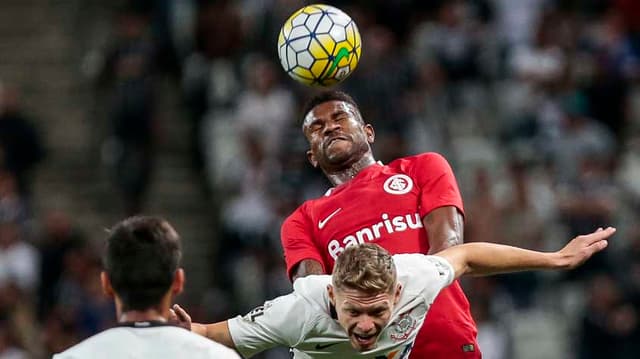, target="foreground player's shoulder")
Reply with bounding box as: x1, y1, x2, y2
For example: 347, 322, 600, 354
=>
52, 328, 124, 358
54, 326, 241, 359
168, 326, 241, 357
